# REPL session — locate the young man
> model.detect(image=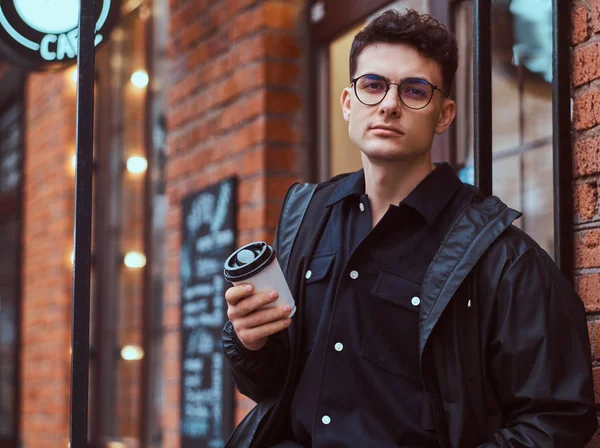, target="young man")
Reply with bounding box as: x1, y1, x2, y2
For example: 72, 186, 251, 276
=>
221, 9, 597, 448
